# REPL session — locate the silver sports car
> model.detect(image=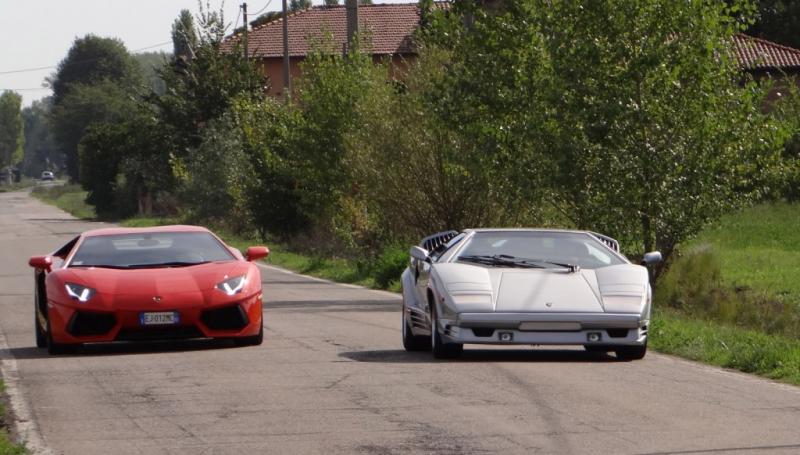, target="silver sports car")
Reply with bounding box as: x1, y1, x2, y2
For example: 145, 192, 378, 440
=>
400, 229, 662, 360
